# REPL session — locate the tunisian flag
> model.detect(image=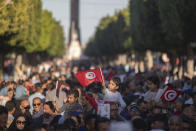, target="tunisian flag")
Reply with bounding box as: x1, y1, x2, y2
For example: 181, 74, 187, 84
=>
75, 68, 104, 87
161, 86, 181, 103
